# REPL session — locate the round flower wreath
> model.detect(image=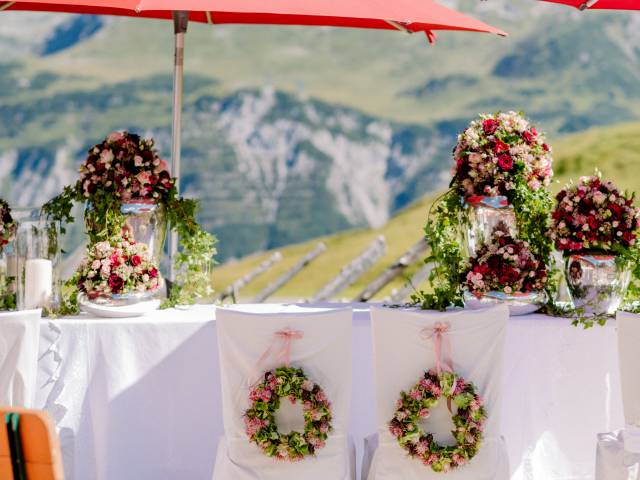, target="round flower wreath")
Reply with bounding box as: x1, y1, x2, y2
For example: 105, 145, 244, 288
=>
244, 366, 333, 462
389, 370, 487, 473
